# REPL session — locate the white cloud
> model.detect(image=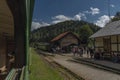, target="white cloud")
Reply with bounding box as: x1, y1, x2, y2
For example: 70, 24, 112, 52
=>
110, 4, 115, 8
90, 7, 100, 15
74, 13, 86, 21
85, 7, 100, 15
52, 15, 70, 20
94, 15, 111, 27
31, 22, 50, 31
31, 13, 87, 30
52, 13, 86, 24
110, 16, 114, 19
52, 15, 71, 24
74, 15, 81, 21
